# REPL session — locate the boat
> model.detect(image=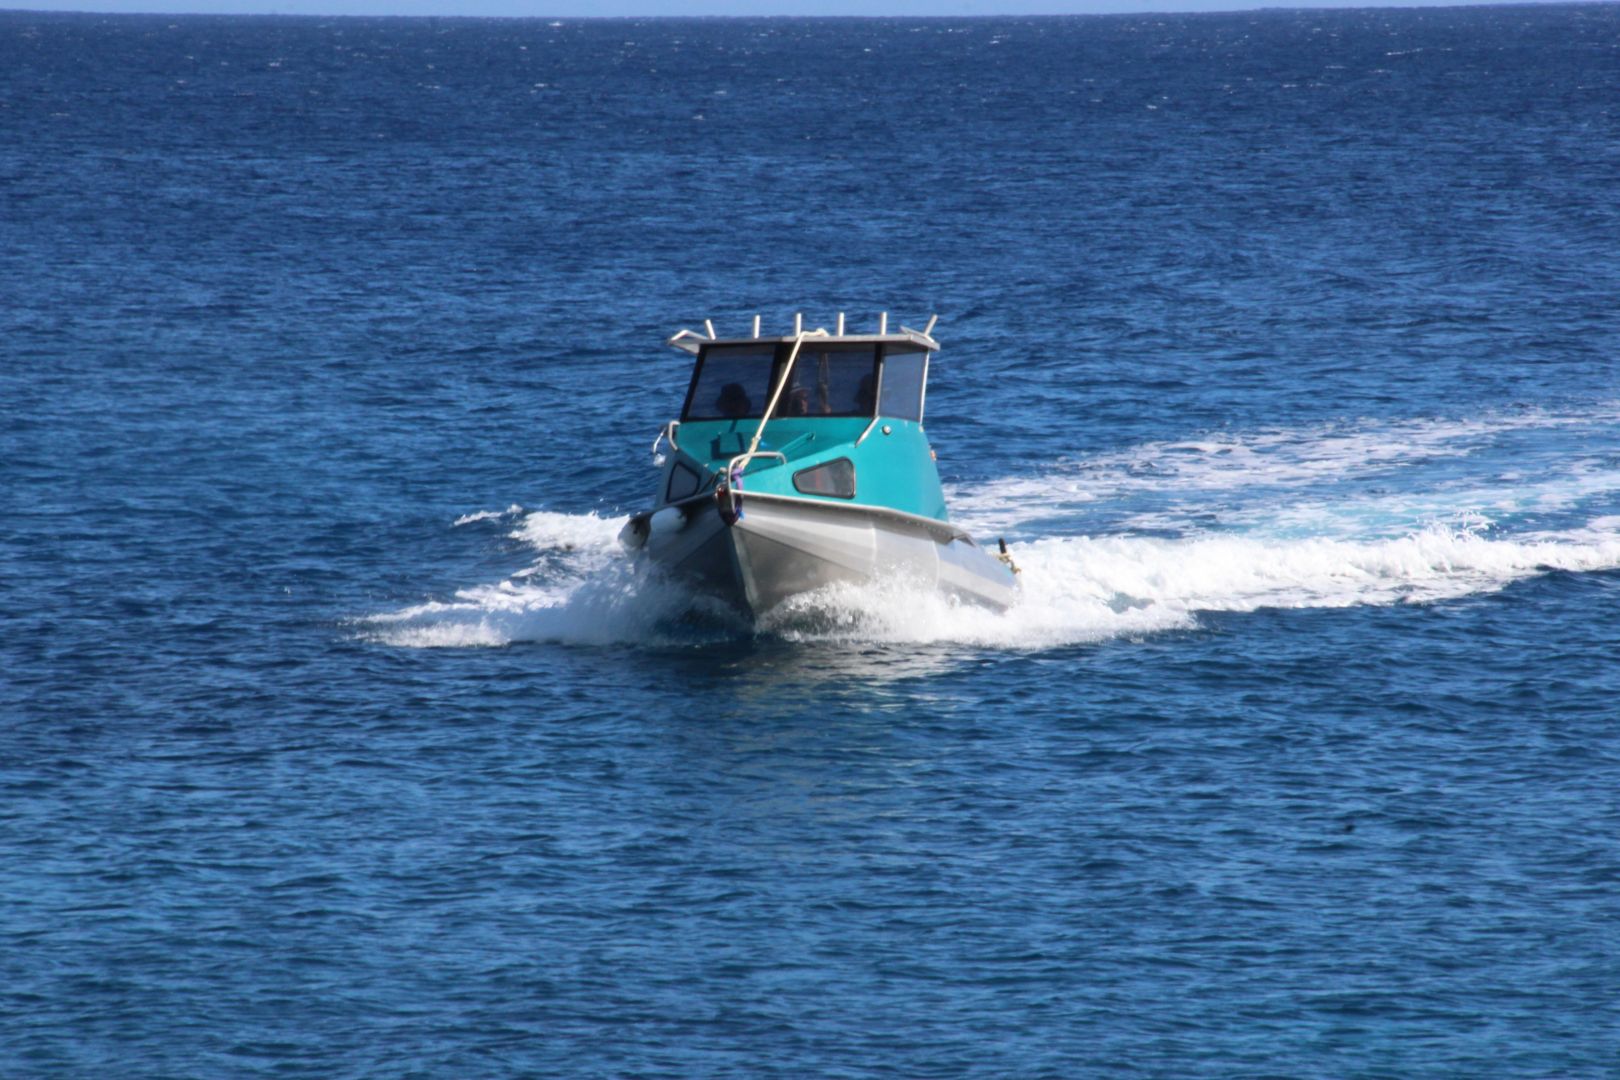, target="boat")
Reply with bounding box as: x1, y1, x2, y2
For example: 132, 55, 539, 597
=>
619, 313, 1020, 619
